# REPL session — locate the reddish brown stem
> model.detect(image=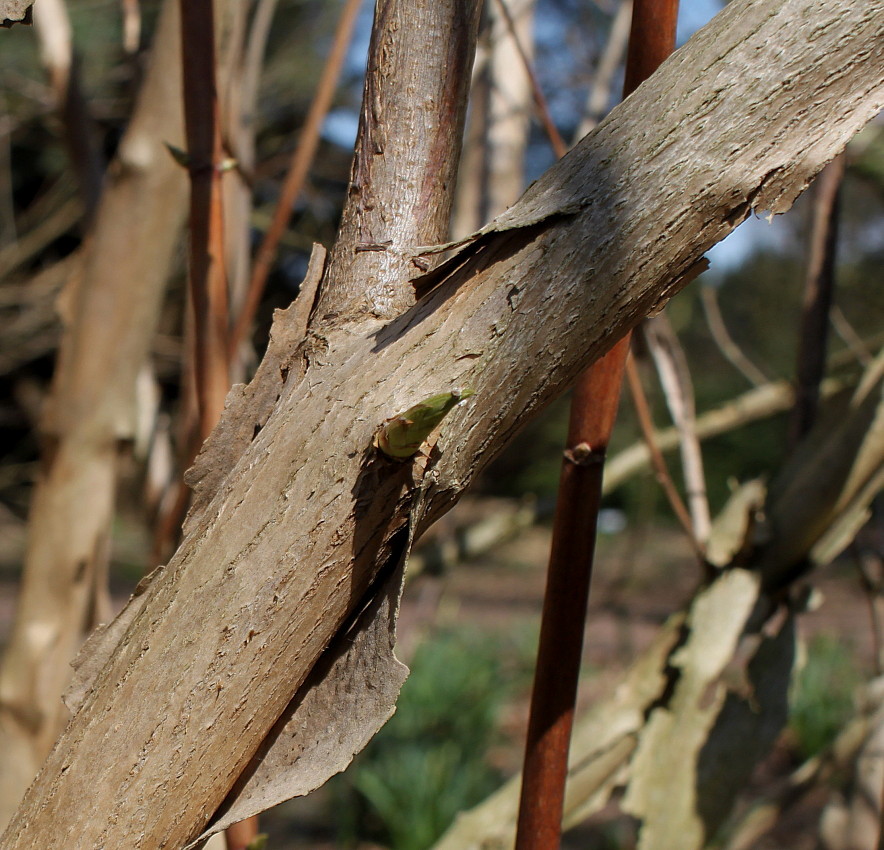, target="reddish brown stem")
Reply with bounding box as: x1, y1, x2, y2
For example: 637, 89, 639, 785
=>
224, 817, 260, 850
623, 0, 679, 95
228, 0, 361, 360
180, 0, 230, 443
514, 2, 678, 847
514, 337, 629, 850
179, 3, 243, 845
